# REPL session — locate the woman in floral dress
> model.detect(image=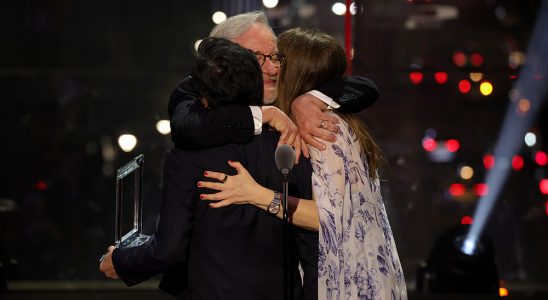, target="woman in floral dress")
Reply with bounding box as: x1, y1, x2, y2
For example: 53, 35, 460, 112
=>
200, 27, 407, 300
